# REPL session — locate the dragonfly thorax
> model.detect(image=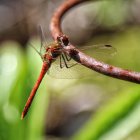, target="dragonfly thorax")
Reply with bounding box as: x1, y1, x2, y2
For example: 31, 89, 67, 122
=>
51, 47, 62, 59
42, 43, 62, 63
